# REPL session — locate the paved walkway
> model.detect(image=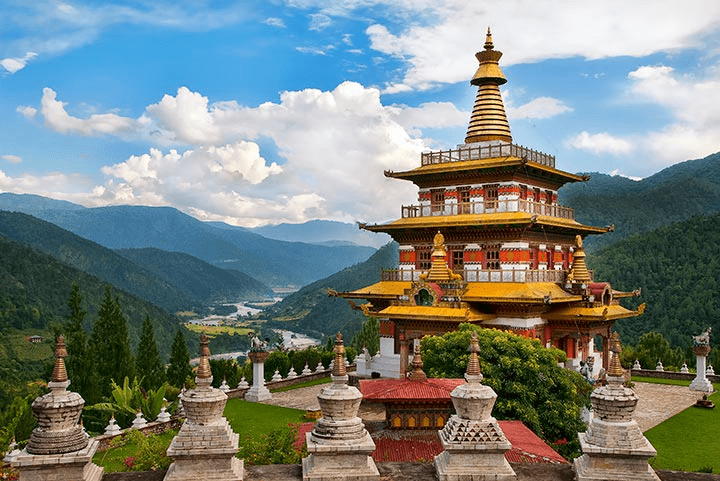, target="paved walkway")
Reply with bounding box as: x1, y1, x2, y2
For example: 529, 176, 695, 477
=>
260, 380, 703, 432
